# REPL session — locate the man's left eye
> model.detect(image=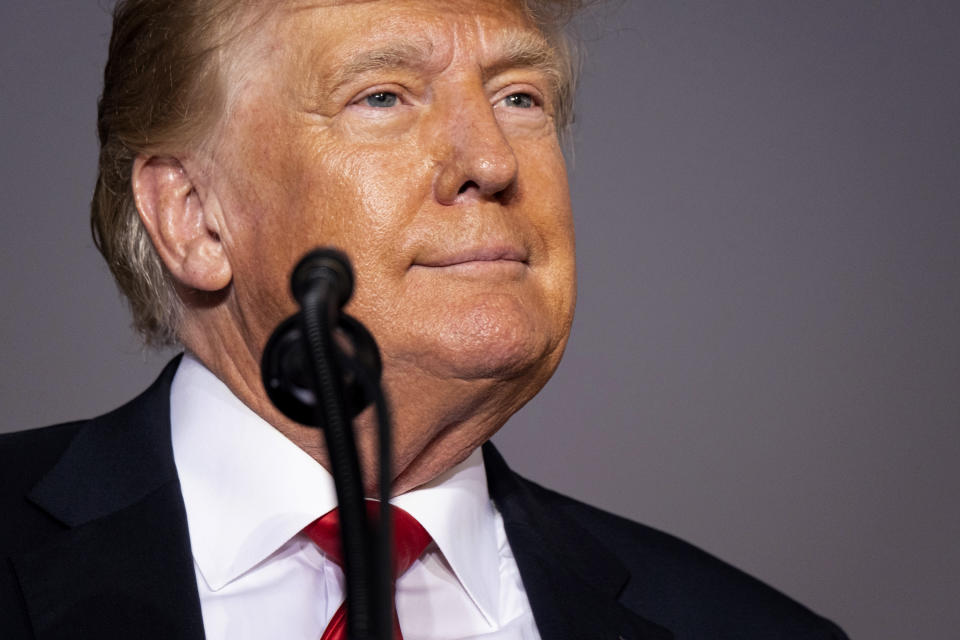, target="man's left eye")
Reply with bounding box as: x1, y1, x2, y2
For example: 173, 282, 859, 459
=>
365, 92, 399, 108
502, 93, 536, 109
